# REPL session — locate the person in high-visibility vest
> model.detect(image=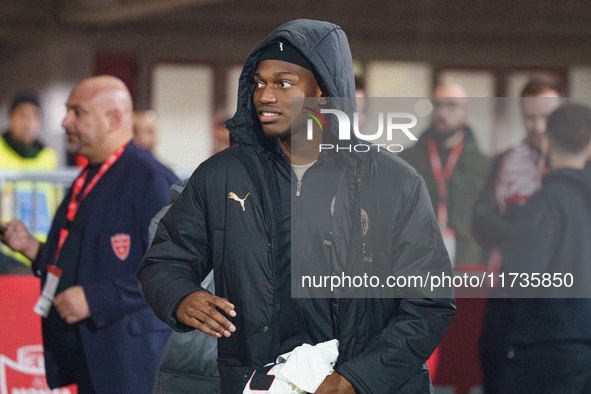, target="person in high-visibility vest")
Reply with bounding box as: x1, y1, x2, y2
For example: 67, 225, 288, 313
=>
0, 91, 58, 272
